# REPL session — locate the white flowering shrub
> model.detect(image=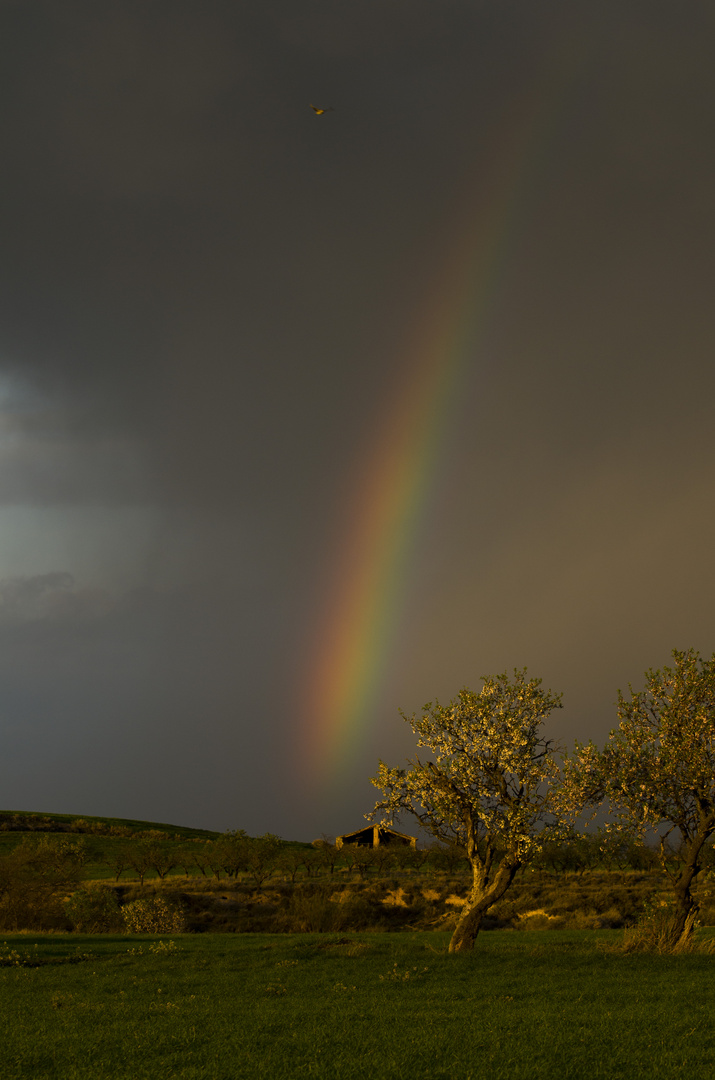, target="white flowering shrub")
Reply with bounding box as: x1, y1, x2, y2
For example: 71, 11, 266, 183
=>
122, 896, 186, 934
